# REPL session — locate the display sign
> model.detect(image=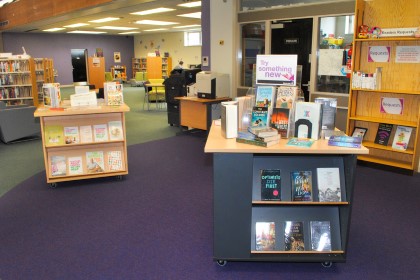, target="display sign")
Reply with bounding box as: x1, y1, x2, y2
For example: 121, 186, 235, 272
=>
256, 55, 298, 85
381, 27, 417, 37
395, 46, 420, 63
380, 97, 404, 115
368, 46, 391, 62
